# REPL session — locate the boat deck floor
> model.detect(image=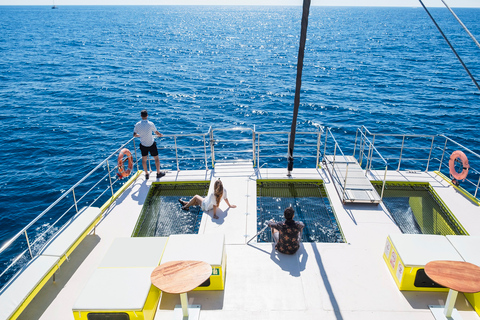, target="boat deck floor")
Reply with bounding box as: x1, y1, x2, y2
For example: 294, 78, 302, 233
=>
18, 165, 480, 320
